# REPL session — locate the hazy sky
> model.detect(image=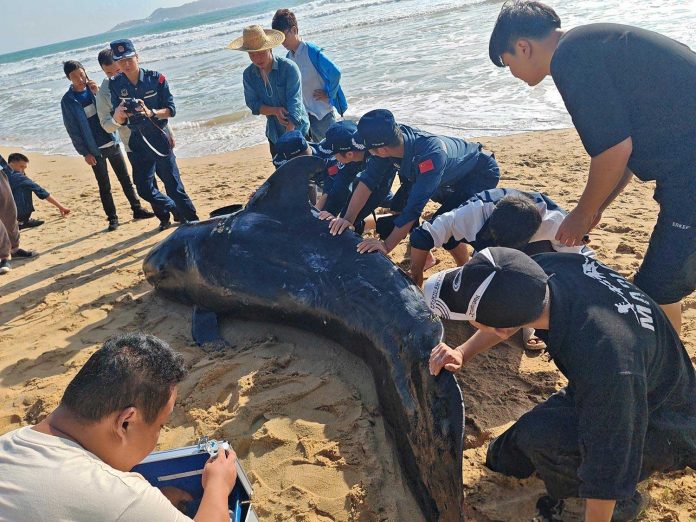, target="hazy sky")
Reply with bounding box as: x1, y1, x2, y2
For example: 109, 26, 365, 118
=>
0, 0, 187, 55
